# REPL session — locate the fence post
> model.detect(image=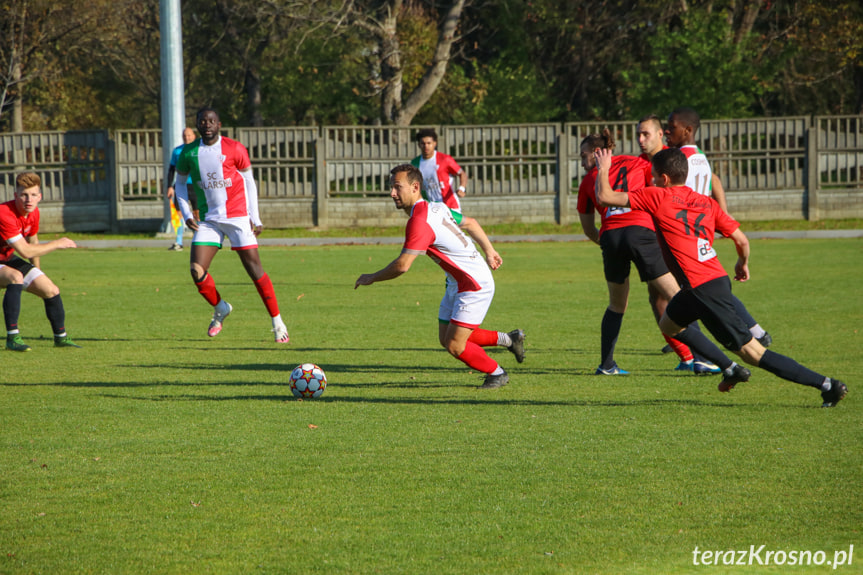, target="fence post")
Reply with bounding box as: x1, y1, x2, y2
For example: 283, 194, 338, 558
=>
806, 122, 819, 221
556, 130, 570, 225
107, 131, 119, 233
314, 128, 328, 228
